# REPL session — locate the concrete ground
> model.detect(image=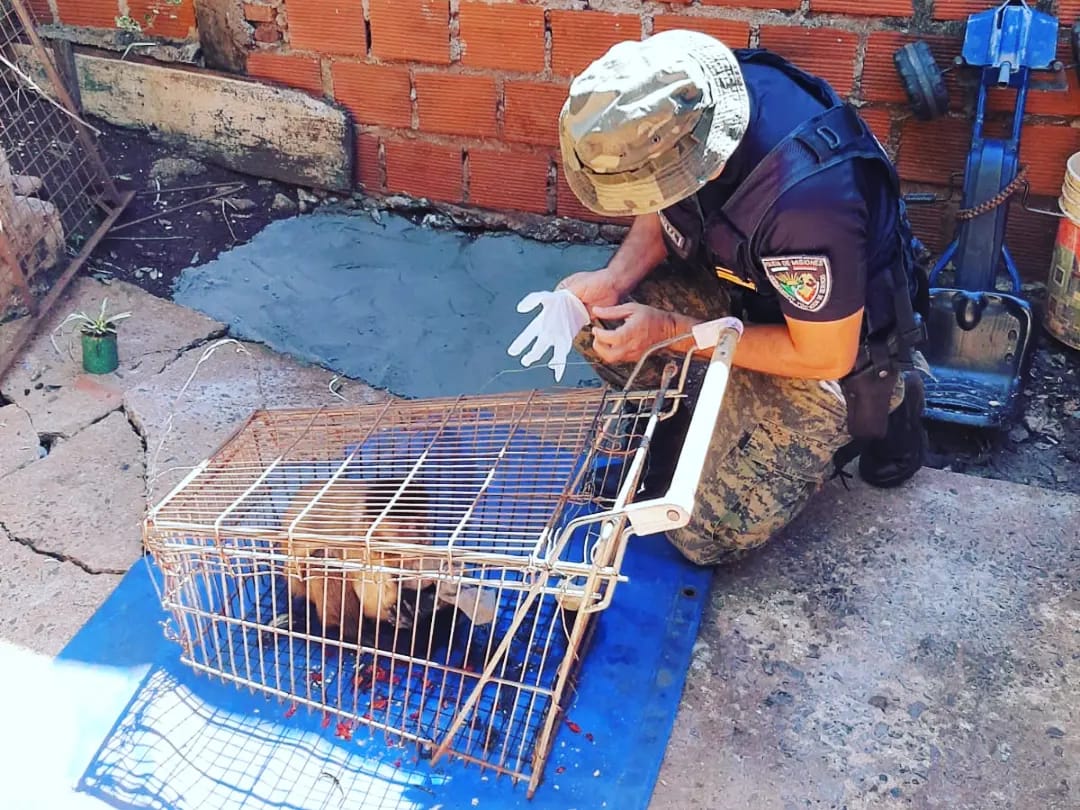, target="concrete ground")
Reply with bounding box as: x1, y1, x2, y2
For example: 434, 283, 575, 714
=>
1, 243, 1077, 808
